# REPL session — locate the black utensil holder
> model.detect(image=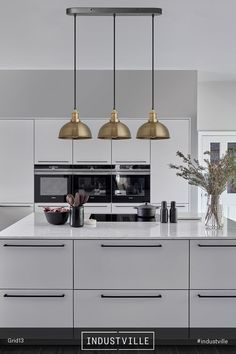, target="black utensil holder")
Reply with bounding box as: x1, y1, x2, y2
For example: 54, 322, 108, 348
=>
70, 206, 84, 227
